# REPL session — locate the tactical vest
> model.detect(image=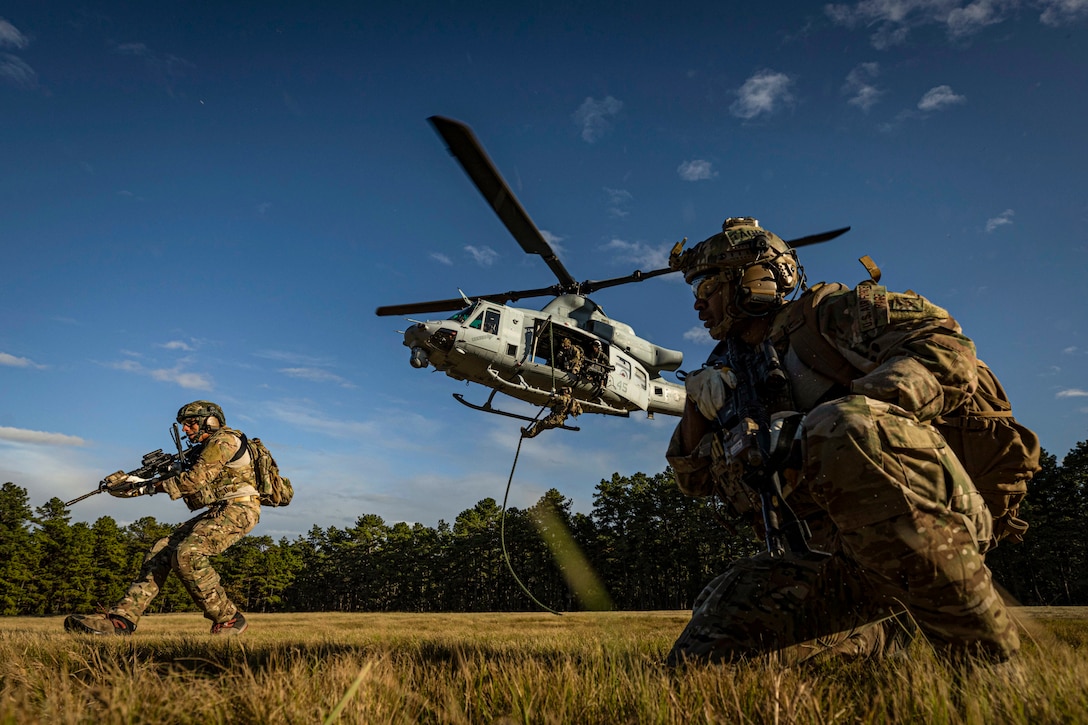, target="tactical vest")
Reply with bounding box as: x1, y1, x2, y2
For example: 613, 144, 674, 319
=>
181, 427, 259, 510
772, 281, 1041, 544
